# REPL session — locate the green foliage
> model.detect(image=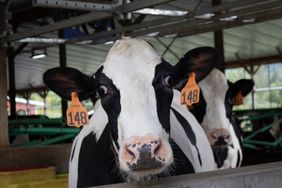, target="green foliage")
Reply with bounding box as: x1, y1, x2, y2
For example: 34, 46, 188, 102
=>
46, 92, 62, 118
